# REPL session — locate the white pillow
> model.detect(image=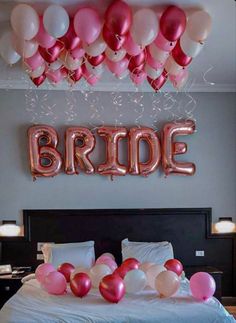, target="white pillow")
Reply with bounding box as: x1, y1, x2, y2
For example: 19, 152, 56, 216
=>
121, 238, 174, 264
42, 241, 95, 269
